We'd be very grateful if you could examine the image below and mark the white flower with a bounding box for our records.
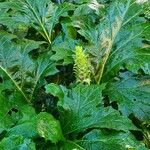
[136,0,148,4]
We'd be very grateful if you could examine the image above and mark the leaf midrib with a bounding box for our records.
[0,66,29,102]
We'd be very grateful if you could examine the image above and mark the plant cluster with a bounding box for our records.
[0,0,150,149]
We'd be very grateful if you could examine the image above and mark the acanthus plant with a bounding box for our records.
[0,0,150,149]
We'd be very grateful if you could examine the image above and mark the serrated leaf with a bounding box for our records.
[51,37,78,65]
[102,0,150,80]
[51,48,74,65]
[106,72,150,122]
[78,129,148,150]
[0,72,36,134]
[0,135,36,150]
[0,0,75,43]
[71,0,104,30]
[0,33,57,135]
[6,112,64,143]
[46,84,137,135]
[0,32,56,101]
[74,0,150,82]
[7,121,38,139]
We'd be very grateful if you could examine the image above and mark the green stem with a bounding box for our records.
[25,0,51,44]
[95,42,113,84]
[0,66,30,103]
[95,0,131,84]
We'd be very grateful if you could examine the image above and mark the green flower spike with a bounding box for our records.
[74,46,91,84]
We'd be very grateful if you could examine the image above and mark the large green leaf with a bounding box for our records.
[0,32,57,101]
[102,0,150,80]
[7,121,38,139]
[106,72,150,122]
[50,129,148,150]
[74,0,150,82]
[51,38,76,65]
[6,112,64,144]
[0,0,74,43]
[0,70,37,134]
[0,135,36,150]
[71,0,104,29]
[78,129,148,150]
[51,25,79,65]
[0,32,58,135]
[51,129,147,150]
[46,84,137,135]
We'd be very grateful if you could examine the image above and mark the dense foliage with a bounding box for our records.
[0,0,150,149]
